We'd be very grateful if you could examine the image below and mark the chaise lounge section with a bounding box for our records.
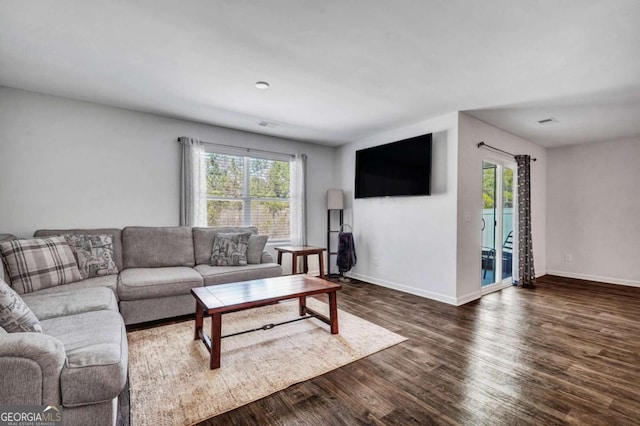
[0,286,127,426]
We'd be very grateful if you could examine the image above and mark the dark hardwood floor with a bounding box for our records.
[197,275,640,425]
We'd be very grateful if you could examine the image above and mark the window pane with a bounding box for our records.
[251,200,290,240]
[249,158,290,199]
[502,167,514,280]
[206,153,244,197]
[207,200,243,227]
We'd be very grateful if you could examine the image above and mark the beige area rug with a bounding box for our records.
[128,298,407,426]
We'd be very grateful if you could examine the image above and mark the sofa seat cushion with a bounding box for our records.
[23,287,118,321]
[118,267,203,301]
[194,263,282,286]
[41,310,127,407]
[20,275,118,298]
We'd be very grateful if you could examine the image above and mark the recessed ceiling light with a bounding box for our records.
[255,81,270,90]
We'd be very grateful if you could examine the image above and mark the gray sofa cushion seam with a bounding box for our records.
[119,280,201,290]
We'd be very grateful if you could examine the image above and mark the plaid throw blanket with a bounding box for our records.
[337,231,357,273]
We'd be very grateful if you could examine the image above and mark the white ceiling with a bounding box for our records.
[1,1,639,147]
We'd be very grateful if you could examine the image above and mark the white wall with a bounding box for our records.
[457,113,547,302]
[0,87,337,270]
[337,112,460,304]
[546,137,640,287]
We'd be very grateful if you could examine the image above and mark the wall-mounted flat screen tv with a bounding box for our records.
[355,133,432,198]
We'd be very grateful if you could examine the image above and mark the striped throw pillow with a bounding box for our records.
[0,236,82,294]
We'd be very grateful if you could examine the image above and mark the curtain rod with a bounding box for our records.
[177,138,295,158]
[477,141,537,161]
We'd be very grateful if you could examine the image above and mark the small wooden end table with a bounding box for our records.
[275,246,326,278]
[192,275,341,369]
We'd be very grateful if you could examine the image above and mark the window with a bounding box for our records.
[204,151,291,240]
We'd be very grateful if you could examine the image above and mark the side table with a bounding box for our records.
[274,246,326,279]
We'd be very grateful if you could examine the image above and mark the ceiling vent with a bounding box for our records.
[258,121,279,128]
[538,117,559,125]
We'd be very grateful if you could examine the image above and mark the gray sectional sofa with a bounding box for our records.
[0,226,283,426]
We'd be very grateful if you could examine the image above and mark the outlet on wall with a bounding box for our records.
[564,253,573,262]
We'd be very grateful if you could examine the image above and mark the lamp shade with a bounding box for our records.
[327,189,344,210]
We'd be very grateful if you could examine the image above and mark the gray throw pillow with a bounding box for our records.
[0,278,42,333]
[62,234,119,279]
[0,236,82,294]
[210,232,251,266]
[247,235,268,264]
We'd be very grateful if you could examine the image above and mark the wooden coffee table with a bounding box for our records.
[191,275,342,369]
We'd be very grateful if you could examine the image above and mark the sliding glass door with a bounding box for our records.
[481,160,515,289]
[482,162,497,286]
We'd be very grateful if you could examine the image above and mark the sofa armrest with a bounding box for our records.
[0,333,66,405]
[260,250,275,264]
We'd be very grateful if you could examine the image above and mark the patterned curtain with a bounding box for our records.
[178,137,206,227]
[515,155,535,287]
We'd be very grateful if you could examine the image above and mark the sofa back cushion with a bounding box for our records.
[247,235,269,264]
[193,227,258,265]
[34,228,124,272]
[123,226,195,268]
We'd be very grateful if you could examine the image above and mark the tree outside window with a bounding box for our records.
[205,152,290,240]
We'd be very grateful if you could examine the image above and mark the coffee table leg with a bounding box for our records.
[210,312,222,369]
[292,253,298,275]
[299,296,307,316]
[328,291,339,334]
[194,300,203,341]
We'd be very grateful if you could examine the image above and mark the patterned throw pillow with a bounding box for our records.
[210,232,251,266]
[62,234,119,279]
[0,236,82,294]
[0,278,42,333]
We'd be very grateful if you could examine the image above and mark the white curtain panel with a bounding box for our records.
[290,153,307,247]
[179,137,207,227]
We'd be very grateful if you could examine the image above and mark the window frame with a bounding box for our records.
[203,146,292,243]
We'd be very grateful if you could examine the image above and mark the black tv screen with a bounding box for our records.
[355,133,432,198]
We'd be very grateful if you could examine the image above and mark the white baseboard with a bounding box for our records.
[348,272,460,305]
[545,270,640,288]
[456,291,482,305]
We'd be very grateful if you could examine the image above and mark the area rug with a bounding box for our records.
[127,298,406,426]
